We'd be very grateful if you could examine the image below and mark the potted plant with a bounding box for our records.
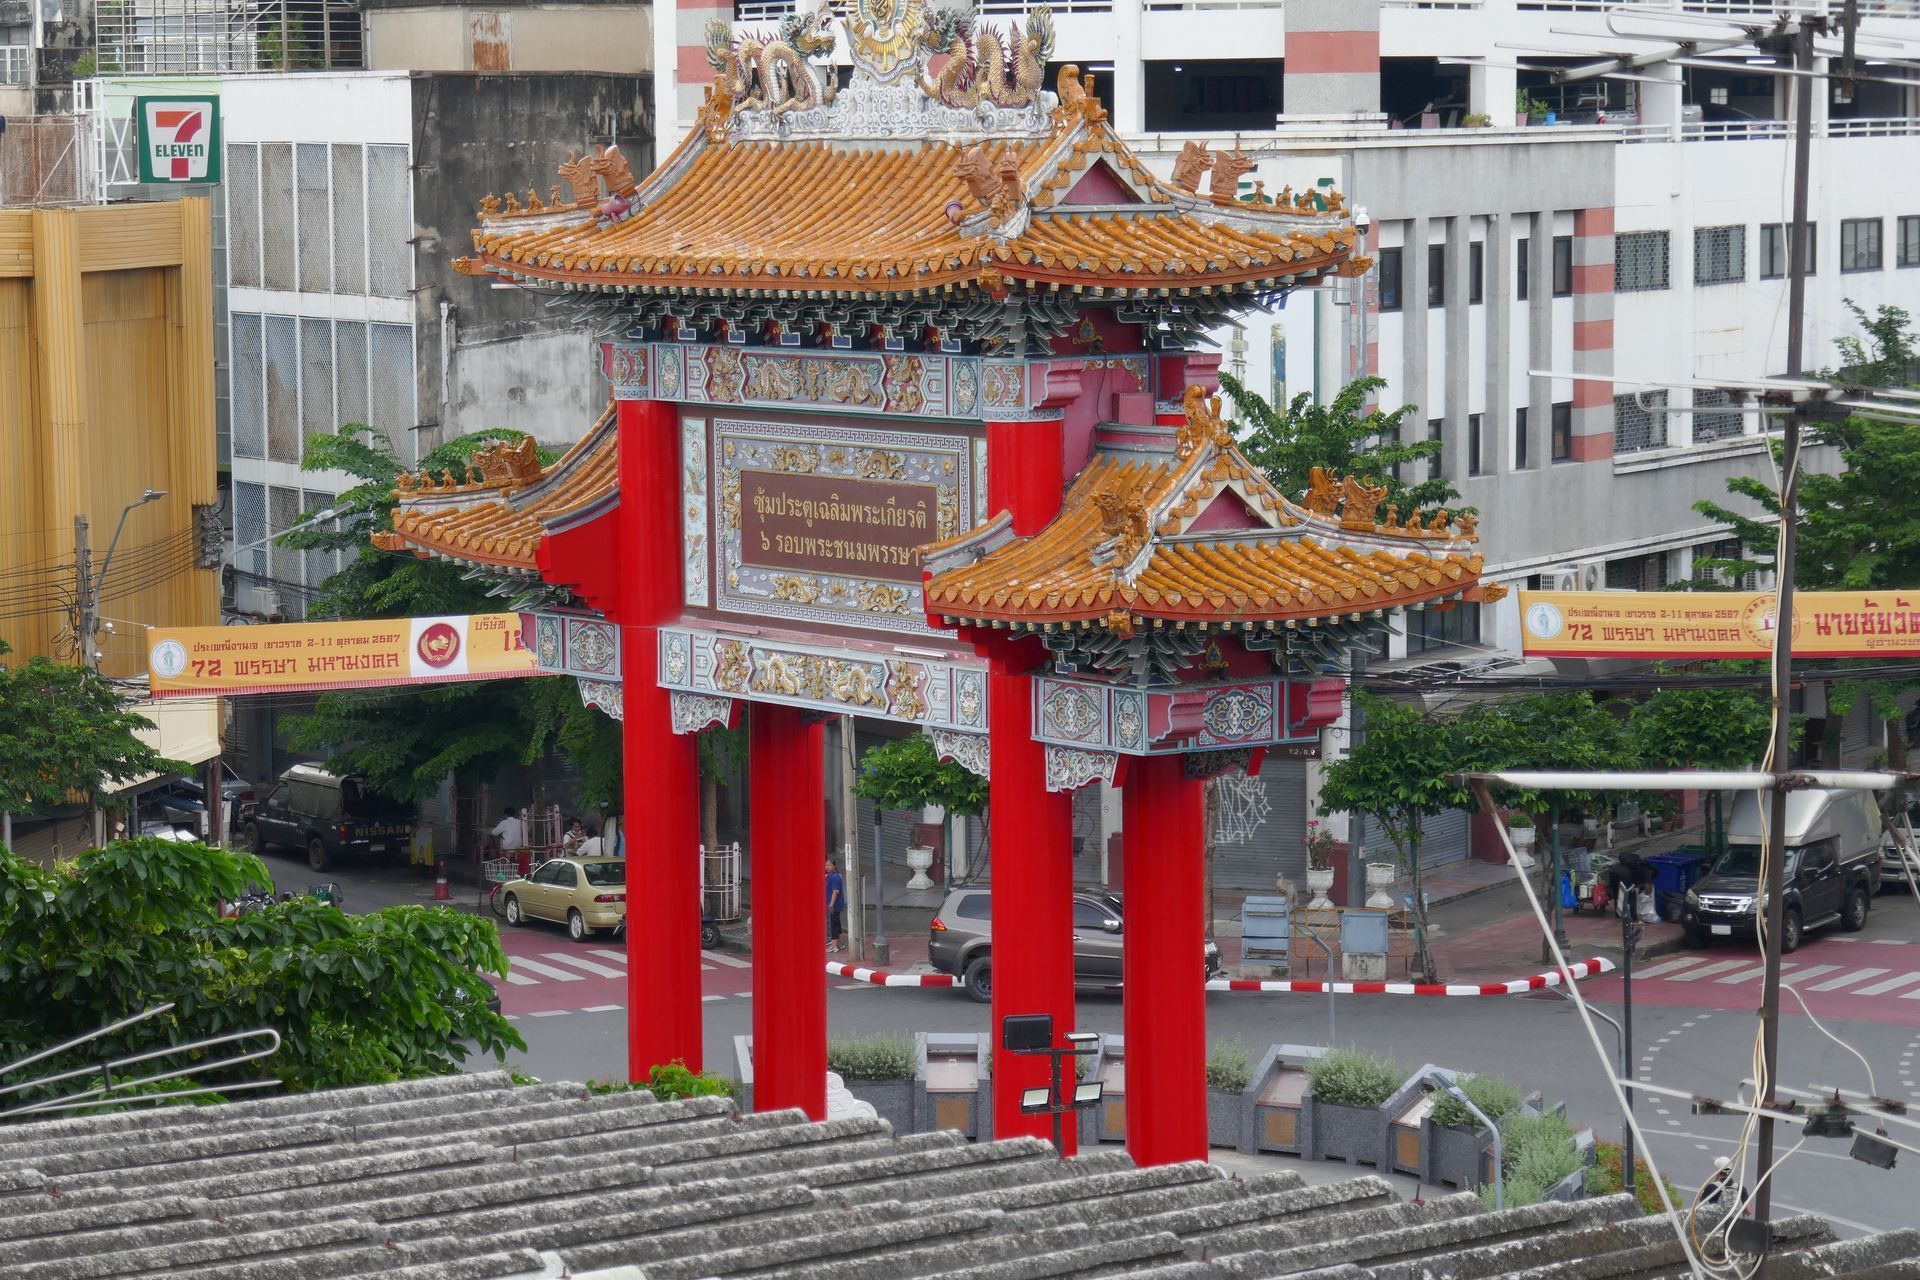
[826,1032,916,1131]
[1305,1046,1402,1166]
[1463,112,1493,128]
[1303,819,1337,908]
[1516,89,1544,127]
[1505,811,1537,867]
[1427,1072,1522,1189]
[1364,859,1397,908]
[853,734,987,890]
[1206,1038,1255,1148]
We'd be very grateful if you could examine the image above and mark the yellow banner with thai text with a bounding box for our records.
[146,614,539,697]
[1518,591,1920,659]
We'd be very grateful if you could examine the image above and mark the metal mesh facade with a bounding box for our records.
[297,143,331,292]
[1614,231,1669,292]
[227,143,261,289]
[1693,225,1745,285]
[300,316,334,443]
[335,319,369,427]
[370,322,417,462]
[1613,389,1668,453]
[263,314,300,462]
[330,144,367,295]
[1692,389,1744,443]
[234,481,267,579]
[303,491,341,601]
[365,145,412,300]
[230,312,265,460]
[268,486,305,619]
[259,142,296,291]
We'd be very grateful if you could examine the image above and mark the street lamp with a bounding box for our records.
[84,488,166,669]
[1003,1016,1104,1156]
[1423,1069,1503,1210]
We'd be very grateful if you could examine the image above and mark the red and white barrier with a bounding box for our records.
[1205,956,1615,996]
[825,956,1612,994]
[827,961,955,987]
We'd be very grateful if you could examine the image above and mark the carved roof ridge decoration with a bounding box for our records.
[376,402,621,573]
[921,385,1500,631]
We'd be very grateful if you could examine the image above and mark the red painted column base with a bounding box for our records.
[749,703,828,1120]
[1122,754,1209,1167]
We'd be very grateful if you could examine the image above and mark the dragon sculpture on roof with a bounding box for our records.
[914,4,1055,109]
[705,0,839,117]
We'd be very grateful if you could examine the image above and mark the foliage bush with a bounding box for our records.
[827,1032,916,1081]
[640,1062,735,1101]
[1307,1047,1404,1109]
[1206,1038,1254,1094]
[1430,1073,1524,1131]
[853,734,987,816]
[1481,1109,1579,1209]
[0,838,522,1105]
[1588,1142,1683,1216]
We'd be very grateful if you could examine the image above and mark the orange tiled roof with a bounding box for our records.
[457,103,1358,300]
[923,390,1494,630]
[373,404,617,571]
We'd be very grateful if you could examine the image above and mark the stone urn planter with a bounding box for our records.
[903,844,935,890]
[1507,821,1537,869]
[1364,862,1397,909]
[1305,868,1336,909]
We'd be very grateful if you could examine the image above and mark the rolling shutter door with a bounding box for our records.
[1212,759,1309,890]
[1419,808,1471,869]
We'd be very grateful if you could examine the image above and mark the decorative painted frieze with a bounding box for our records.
[1032,674,1342,755]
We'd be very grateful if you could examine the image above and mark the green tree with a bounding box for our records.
[1627,666,1772,772]
[853,733,987,816]
[0,641,184,820]
[1221,373,1459,515]
[277,425,618,805]
[0,837,522,1101]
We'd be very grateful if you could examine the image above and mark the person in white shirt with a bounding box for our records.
[492,808,525,852]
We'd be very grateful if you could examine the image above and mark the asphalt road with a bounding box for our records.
[275,846,1920,1237]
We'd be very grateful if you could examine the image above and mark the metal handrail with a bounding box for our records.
[0,1003,283,1121]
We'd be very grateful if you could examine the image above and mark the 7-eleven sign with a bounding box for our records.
[135,96,221,184]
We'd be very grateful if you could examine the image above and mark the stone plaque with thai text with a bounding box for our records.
[738,470,934,585]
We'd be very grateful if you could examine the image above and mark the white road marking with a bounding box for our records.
[1808,967,1888,992]
[1870,938,1908,945]
[590,949,630,965]
[1667,960,1750,982]
[702,994,727,1003]
[529,1009,570,1018]
[1776,964,1841,987]
[1636,957,1708,980]
[703,950,753,969]
[1856,972,1920,996]
[505,957,585,983]
[503,972,539,986]
[1714,962,1795,984]
[539,952,626,979]
[581,1004,621,1013]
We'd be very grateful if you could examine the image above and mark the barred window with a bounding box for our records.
[1407,603,1482,656]
[1614,232,1669,292]
[1842,218,1883,273]
[1694,539,1756,589]
[1606,553,1668,592]
[1900,216,1920,269]
[1761,223,1818,278]
[1692,388,1744,444]
[1614,390,1668,454]
[1694,226,1745,285]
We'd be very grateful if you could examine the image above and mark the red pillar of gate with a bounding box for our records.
[1121,753,1209,1167]
[984,414,1075,1150]
[617,398,704,1082]
[749,702,828,1120]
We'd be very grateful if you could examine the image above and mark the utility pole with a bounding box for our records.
[73,515,96,669]
[840,715,864,962]
[1753,17,1817,1252]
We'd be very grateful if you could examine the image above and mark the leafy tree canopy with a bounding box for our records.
[1626,665,1773,771]
[0,641,185,816]
[278,425,619,802]
[1221,373,1461,515]
[853,733,986,816]
[0,838,522,1102]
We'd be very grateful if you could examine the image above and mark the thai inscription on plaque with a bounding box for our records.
[739,470,934,585]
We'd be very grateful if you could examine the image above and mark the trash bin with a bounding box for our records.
[1647,849,1709,922]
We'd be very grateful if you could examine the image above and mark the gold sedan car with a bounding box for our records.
[499,856,627,941]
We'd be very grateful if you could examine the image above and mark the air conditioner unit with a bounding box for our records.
[236,583,280,617]
[1575,559,1606,591]
[1550,570,1580,592]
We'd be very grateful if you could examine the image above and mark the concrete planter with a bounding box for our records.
[1207,1088,1242,1148]
[730,1035,755,1115]
[1308,1097,1388,1167]
[1080,1034,1127,1145]
[1243,1044,1323,1155]
[1428,1122,1496,1189]
[915,1032,991,1140]
[844,1078,913,1132]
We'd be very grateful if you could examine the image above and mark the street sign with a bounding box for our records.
[135,96,221,184]
[147,614,538,697]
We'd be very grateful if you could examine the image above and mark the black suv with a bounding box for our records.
[243,764,415,871]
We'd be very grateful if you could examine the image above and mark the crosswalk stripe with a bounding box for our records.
[1636,957,1708,980]
[1809,967,1888,992]
[1855,971,1920,996]
[541,952,625,979]
[703,950,752,969]
[1714,963,1795,985]
[1900,983,1920,1001]
[503,972,538,986]
[702,994,727,1003]
[1667,960,1749,982]
[581,1004,621,1013]
[507,957,585,982]
[1779,965,1841,988]
[590,949,629,965]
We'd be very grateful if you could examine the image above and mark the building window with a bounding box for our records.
[1841,218,1883,273]
[1516,237,1530,301]
[1615,232,1670,292]
[1606,553,1668,592]
[1552,236,1573,296]
[1695,538,1756,589]
[1407,602,1483,656]
[1428,244,1446,308]
[1514,406,1529,471]
[1694,225,1746,285]
[1760,222,1817,278]
[1551,402,1572,461]
[1428,418,1444,480]
[1614,390,1669,454]
[1469,241,1485,304]
[1692,389,1744,443]
[228,310,419,469]
[1899,216,1920,269]
[1467,413,1484,475]
[1377,247,1403,312]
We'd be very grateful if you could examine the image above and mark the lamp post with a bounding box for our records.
[1425,1069,1502,1209]
[79,488,166,669]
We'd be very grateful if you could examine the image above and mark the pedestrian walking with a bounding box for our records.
[826,858,845,953]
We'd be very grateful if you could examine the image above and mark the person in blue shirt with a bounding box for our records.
[826,858,846,953]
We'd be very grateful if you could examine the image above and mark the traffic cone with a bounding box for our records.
[434,858,450,902]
